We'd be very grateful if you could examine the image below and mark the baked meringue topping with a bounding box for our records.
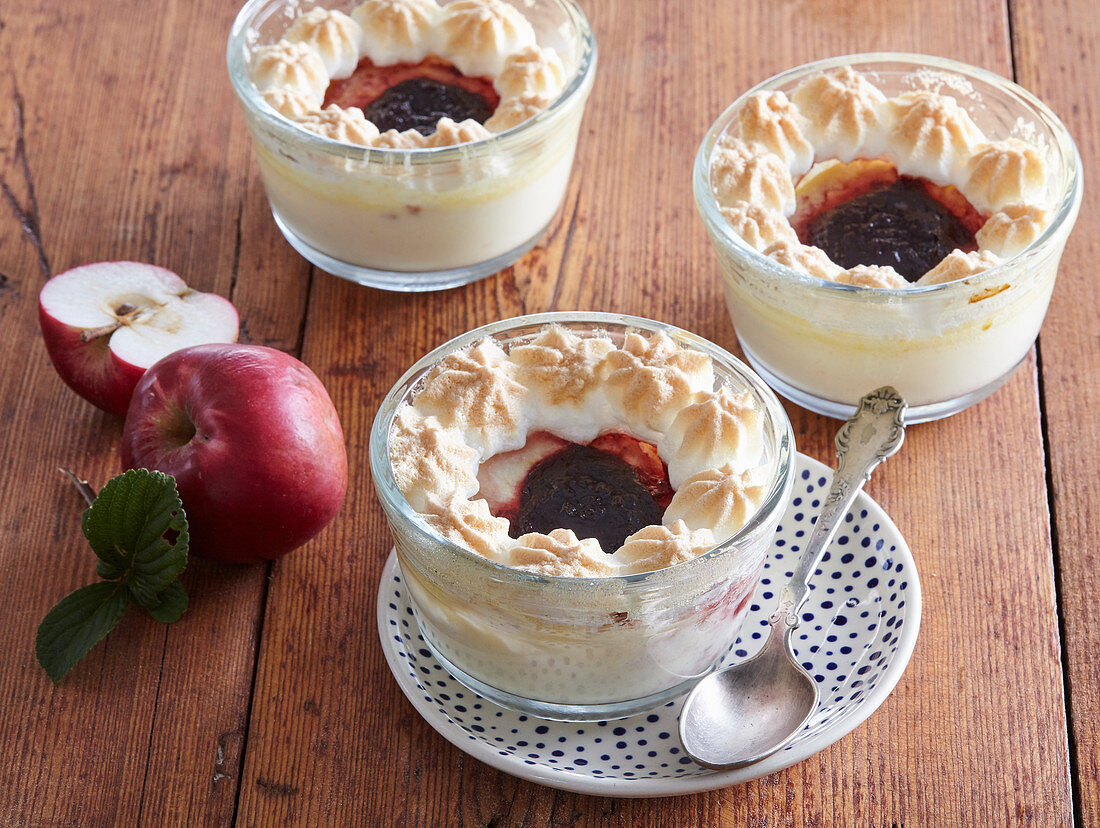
[251,0,567,146]
[389,325,771,577]
[711,66,1054,286]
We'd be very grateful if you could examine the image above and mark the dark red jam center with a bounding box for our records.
[323,55,499,135]
[493,432,673,553]
[791,163,987,283]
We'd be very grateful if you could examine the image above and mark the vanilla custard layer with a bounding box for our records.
[396,522,765,704]
[254,134,578,270]
[719,251,1058,406]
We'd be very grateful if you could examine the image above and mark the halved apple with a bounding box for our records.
[38,262,239,417]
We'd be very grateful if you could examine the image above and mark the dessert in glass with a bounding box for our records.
[227,0,596,291]
[369,313,795,720]
[694,53,1082,422]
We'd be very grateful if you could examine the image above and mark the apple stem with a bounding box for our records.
[59,468,97,507]
[78,306,148,343]
[78,322,122,342]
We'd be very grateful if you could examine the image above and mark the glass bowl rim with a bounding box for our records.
[368,311,796,587]
[226,0,597,163]
[693,51,1084,300]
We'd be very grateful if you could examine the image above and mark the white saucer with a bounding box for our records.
[376,453,921,796]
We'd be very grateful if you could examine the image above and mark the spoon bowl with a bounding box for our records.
[680,621,817,769]
[679,387,907,770]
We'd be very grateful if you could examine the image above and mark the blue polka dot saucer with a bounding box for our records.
[376,453,921,796]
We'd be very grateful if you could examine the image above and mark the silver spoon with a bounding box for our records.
[679,386,907,770]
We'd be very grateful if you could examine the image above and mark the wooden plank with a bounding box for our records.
[234,1,1072,826]
[1010,0,1100,822]
[0,1,298,825]
[0,0,1083,824]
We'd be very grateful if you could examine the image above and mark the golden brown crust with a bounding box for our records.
[738,91,814,174]
[510,529,614,577]
[615,521,714,574]
[917,249,1003,286]
[887,91,985,182]
[664,467,768,543]
[964,139,1046,214]
[284,7,361,79]
[837,264,908,289]
[791,66,889,161]
[509,325,614,406]
[295,105,380,145]
[710,137,796,214]
[762,239,844,280]
[975,203,1049,257]
[718,204,798,251]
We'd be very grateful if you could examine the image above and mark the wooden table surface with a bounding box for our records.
[2,0,1097,824]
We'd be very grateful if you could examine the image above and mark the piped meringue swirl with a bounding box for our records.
[250,0,569,147]
[389,325,775,577]
[710,65,1054,286]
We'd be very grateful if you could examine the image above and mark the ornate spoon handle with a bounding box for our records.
[773,387,907,626]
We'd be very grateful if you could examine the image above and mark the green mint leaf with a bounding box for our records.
[95,560,126,581]
[81,469,189,599]
[145,580,188,624]
[35,582,130,685]
[37,469,191,685]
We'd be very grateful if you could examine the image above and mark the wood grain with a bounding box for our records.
[1011,0,1100,822]
[0,0,1090,825]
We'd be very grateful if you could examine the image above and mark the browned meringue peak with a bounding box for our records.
[421,495,512,559]
[251,41,329,103]
[790,66,890,162]
[424,117,493,147]
[484,92,552,132]
[963,138,1047,214]
[508,324,615,406]
[888,91,985,183]
[710,137,796,215]
[661,387,763,489]
[508,529,615,577]
[763,239,845,280]
[389,406,480,512]
[663,465,768,543]
[437,0,537,78]
[837,264,908,289]
[351,0,440,66]
[372,127,430,149]
[916,249,1003,286]
[976,202,1049,257]
[718,203,798,251]
[614,521,714,574]
[601,331,715,434]
[414,338,527,455]
[284,7,362,79]
[295,105,381,145]
[262,88,317,119]
[738,91,814,176]
[495,45,566,100]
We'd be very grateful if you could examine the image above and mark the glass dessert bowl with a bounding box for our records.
[369,312,795,720]
[227,0,596,291]
[695,53,1082,422]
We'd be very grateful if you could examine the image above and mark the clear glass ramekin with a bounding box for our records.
[369,312,795,720]
[695,53,1082,422]
[227,0,596,292]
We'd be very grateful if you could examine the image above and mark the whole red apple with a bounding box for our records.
[121,343,347,563]
[39,262,239,417]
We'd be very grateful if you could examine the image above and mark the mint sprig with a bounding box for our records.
[35,469,189,684]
